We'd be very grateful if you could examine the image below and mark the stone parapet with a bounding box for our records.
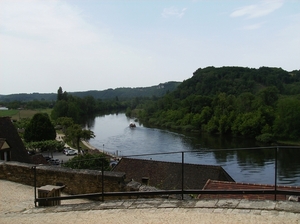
[0,161,126,196]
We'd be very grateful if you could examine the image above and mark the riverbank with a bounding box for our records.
[56,133,117,157]
[81,139,120,160]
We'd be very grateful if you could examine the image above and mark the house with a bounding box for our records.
[0,117,31,163]
[112,157,234,190]
[0,138,11,161]
[197,179,300,201]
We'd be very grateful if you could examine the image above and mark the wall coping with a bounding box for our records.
[0,161,126,179]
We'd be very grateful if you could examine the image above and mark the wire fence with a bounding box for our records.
[33,146,300,206]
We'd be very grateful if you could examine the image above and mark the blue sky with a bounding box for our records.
[1,0,299,94]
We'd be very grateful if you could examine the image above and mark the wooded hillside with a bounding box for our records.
[136,66,300,142]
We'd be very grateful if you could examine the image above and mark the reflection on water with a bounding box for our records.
[86,113,300,186]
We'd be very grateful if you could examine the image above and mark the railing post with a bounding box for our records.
[32,166,37,207]
[274,147,278,201]
[102,158,104,202]
[181,151,184,200]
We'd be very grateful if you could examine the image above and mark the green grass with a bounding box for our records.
[0,109,52,121]
[0,109,19,117]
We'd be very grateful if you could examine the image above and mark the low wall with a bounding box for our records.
[0,161,126,196]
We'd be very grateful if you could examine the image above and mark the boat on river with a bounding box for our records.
[129,122,136,128]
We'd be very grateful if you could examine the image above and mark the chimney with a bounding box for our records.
[141,177,149,185]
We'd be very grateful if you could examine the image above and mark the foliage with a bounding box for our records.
[24,113,56,142]
[51,87,129,123]
[63,153,110,171]
[135,66,300,142]
[0,82,180,102]
[65,124,95,150]
[0,99,54,110]
[3,66,300,143]
[25,140,65,152]
[14,118,31,129]
[255,133,274,143]
[273,98,300,139]
[55,117,74,132]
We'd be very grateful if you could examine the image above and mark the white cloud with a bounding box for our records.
[0,0,102,45]
[230,0,284,19]
[0,0,152,94]
[0,0,299,94]
[242,22,265,30]
[161,6,187,18]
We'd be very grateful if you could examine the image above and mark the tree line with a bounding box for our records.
[7,66,300,145]
[133,66,300,143]
[50,87,128,123]
[0,82,180,102]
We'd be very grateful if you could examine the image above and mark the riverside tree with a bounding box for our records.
[63,153,110,171]
[24,113,56,142]
[65,124,95,150]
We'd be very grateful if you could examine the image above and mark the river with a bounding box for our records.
[85,113,300,186]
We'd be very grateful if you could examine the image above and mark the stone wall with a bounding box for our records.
[0,161,126,196]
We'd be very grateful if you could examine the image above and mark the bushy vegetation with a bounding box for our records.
[25,140,65,152]
[24,113,56,142]
[135,66,300,142]
[55,116,95,150]
[63,153,110,171]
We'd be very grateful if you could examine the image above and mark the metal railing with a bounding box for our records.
[33,146,300,206]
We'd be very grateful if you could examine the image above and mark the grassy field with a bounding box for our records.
[0,109,52,121]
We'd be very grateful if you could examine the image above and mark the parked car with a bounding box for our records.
[43,156,51,161]
[66,149,78,156]
[63,148,70,154]
[49,158,60,165]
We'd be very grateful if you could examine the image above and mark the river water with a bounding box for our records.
[86,113,300,186]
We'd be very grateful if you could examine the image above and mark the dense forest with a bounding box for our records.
[133,66,300,142]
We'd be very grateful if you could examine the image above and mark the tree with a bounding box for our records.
[231,111,265,137]
[57,86,63,101]
[25,140,64,153]
[57,86,68,101]
[24,113,56,142]
[65,124,95,150]
[63,153,110,171]
[55,117,74,133]
[273,98,300,139]
[255,86,279,107]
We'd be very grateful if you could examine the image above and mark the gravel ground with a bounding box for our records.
[1,179,300,224]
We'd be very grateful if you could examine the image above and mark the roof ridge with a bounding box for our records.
[121,157,223,168]
[209,180,300,188]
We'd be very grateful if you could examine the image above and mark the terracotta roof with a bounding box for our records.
[112,157,234,190]
[198,179,300,201]
[0,117,31,163]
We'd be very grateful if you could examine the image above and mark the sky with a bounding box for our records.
[0,0,299,95]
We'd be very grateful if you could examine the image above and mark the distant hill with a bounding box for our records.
[0,92,57,102]
[138,66,300,140]
[172,66,300,98]
[0,81,181,102]
[71,82,181,99]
